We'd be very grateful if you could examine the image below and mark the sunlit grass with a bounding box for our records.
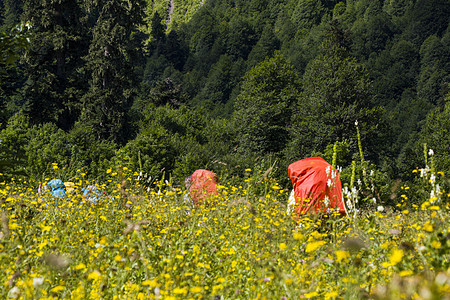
[0,167,448,299]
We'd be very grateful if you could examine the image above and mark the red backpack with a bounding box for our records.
[288,157,346,216]
[189,169,218,207]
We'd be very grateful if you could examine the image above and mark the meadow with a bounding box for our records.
[0,165,448,300]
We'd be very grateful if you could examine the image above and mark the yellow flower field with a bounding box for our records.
[0,168,448,299]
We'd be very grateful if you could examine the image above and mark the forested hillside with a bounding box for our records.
[0,0,449,200]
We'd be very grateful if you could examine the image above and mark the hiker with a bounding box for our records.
[81,185,102,204]
[185,169,219,208]
[39,179,66,205]
[287,157,347,217]
[43,179,66,198]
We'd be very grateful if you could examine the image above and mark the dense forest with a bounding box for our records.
[0,0,449,203]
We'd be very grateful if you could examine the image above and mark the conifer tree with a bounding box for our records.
[21,0,88,129]
[1,0,23,31]
[80,0,145,143]
[0,21,30,124]
[247,23,280,68]
[148,11,166,55]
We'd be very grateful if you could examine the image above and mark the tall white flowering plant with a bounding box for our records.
[341,120,386,219]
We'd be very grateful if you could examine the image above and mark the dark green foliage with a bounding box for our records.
[366,37,423,177]
[0,111,118,180]
[402,0,450,45]
[146,77,185,108]
[225,15,257,60]
[350,5,396,59]
[141,55,171,88]
[193,54,243,116]
[0,22,30,67]
[148,11,166,55]
[247,23,280,68]
[419,87,450,173]
[0,22,31,123]
[0,65,26,124]
[321,140,352,169]
[163,30,188,71]
[392,93,433,179]
[383,0,414,18]
[0,0,448,197]
[370,39,420,108]
[125,104,235,182]
[290,0,325,30]
[25,122,71,178]
[184,5,220,68]
[66,123,117,179]
[234,52,300,156]
[123,125,177,181]
[288,22,384,162]
[417,34,450,106]
[0,111,29,178]
[21,0,89,130]
[0,0,23,31]
[80,0,145,144]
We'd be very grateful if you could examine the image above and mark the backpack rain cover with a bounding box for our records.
[288,157,346,216]
[189,169,218,206]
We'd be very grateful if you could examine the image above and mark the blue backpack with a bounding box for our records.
[82,185,101,204]
[47,179,66,198]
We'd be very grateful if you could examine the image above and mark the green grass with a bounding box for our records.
[0,167,448,299]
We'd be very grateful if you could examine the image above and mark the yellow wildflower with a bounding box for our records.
[325,291,338,299]
[142,279,159,288]
[74,263,86,270]
[431,241,441,249]
[423,222,434,232]
[399,270,413,277]
[335,250,350,263]
[87,271,102,281]
[191,286,203,293]
[50,285,65,293]
[172,287,187,295]
[304,291,319,298]
[305,241,326,253]
[389,249,403,266]
[293,232,304,241]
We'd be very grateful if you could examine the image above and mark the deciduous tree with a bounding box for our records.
[234,51,299,155]
[289,21,384,162]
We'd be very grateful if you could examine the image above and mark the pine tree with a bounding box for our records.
[148,11,166,55]
[0,21,31,121]
[247,23,280,68]
[1,0,23,31]
[21,0,89,129]
[417,34,450,106]
[80,0,145,143]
